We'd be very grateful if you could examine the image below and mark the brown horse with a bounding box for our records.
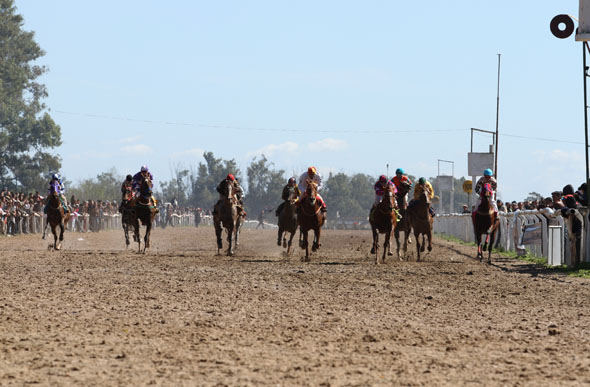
[369,184,397,264]
[121,188,138,249]
[277,188,298,256]
[407,189,433,261]
[472,183,499,263]
[394,181,412,259]
[214,181,240,256]
[46,182,71,250]
[133,176,157,253]
[297,180,325,262]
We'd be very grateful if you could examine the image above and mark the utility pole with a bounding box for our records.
[494,54,501,183]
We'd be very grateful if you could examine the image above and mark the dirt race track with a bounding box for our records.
[1,227,590,386]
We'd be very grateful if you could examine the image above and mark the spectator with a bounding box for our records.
[461,204,470,214]
[575,183,587,206]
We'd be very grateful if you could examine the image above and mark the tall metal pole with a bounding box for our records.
[584,43,590,204]
[494,54,501,183]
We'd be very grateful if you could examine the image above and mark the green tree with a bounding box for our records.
[246,155,285,214]
[323,172,375,219]
[68,167,122,201]
[160,165,192,206]
[0,0,62,191]
[190,152,241,210]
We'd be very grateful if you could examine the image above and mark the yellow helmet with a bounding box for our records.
[308,166,317,175]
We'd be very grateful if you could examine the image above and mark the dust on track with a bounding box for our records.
[1,227,589,386]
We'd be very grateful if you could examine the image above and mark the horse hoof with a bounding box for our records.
[283,240,287,248]
[370,247,375,254]
[387,251,393,256]
[277,240,281,246]
[427,246,432,252]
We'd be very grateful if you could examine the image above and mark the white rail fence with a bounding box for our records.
[433,208,589,267]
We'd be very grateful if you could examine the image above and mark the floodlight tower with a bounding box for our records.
[551,2,590,204]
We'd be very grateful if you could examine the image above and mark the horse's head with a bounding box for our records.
[419,188,431,205]
[225,181,235,201]
[139,176,153,197]
[305,180,318,203]
[480,183,493,199]
[49,181,60,197]
[381,184,395,209]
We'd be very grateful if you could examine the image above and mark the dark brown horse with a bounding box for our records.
[407,189,433,261]
[472,183,499,263]
[369,184,397,264]
[394,181,412,259]
[297,180,325,262]
[277,188,298,256]
[46,182,71,250]
[133,176,157,253]
[214,181,240,256]
[121,188,138,249]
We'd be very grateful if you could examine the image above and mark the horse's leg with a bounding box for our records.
[143,220,152,253]
[277,227,283,247]
[427,230,432,253]
[227,226,234,256]
[301,229,310,262]
[475,232,483,261]
[387,229,394,256]
[382,230,391,264]
[312,224,321,252]
[51,224,58,250]
[287,230,296,256]
[123,223,130,248]
[214,220,223,255]
[370,226,377,255]
[372,229,379,264]
[395,230,401,259]
[134,217,141,252]
[414,230,421,261]
[420,234,425,252]
[42,216,48,240]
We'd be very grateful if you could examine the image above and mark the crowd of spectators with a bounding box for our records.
[460,183,588,214]
[0,188,210,237]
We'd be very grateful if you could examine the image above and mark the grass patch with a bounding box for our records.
[435,233,590,278]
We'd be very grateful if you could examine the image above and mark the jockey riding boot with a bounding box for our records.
[429,207,435,217]
[320,201,327,213]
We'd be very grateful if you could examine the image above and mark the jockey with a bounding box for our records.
[373,175,397,207]
[118,174,134,213]
[298,166,326,212]
[214,173,244,215]
[391,168,412,205]
[45,173,69,213]
[132,165,158,208]
[275,177,301,217]
[474,168,498,214]
[409,177,435,217]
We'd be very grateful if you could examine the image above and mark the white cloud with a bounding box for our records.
[247,141,299,157]
[119,135,142,144]
[307,138,348,152]
[120,144,152,155]
[170,148,205,159]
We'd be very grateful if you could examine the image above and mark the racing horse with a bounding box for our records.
[120,186,138,249]
[407,189,433,261]
[472,183,499,263]
[133,176,157,253]
[369,184,397,264]
[45,181,71,250]
[297,180,325,262]
[394,180,412,259]
[277,188,298,256]
[213,181,240,256]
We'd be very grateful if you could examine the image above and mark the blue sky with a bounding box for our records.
[16,1,587,201]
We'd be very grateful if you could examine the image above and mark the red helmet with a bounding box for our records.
[227,174,235,181]
[379,175,387,183]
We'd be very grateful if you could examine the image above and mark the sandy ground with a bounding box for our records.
[1,226,590,386]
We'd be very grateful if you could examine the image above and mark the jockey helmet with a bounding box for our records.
[483,168,493,177]
[227,173,235,181]
[379,175,387,183]
[308,166,317,175]
[288,177,296,185]
[395,168,404,175]
[419,177,426,184]
[126,174,133,181]
[140,165,148,172]
[52,173,60,180]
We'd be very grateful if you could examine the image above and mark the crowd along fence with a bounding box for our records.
[433,208,589,267]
